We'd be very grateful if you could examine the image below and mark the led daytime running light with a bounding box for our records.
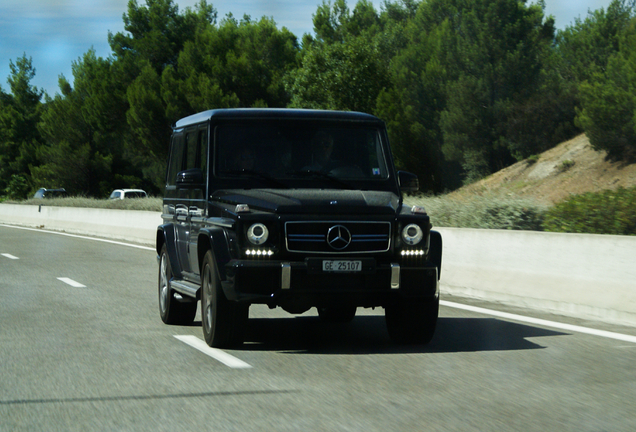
[245,249,274,256]
[401,250,425,256]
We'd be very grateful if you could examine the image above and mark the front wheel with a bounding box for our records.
[385,297,439,345]
[158,245,196,325]
[201,251,248,348]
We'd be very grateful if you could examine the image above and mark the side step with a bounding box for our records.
[170,279,200,299]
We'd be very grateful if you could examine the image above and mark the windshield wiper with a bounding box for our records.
[223,170,288,188]
[286,169,353,189]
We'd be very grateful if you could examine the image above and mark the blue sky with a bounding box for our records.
[0,0,614,96]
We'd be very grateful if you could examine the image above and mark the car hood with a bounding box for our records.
[212,189,401,215]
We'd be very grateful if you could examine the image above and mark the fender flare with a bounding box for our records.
[197,227,233,281]
[156,224,183,279]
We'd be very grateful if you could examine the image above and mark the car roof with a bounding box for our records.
[113,189,146,193]
[173,108,383,129]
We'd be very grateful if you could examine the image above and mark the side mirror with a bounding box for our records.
[176,168,204,188]
[398,171,419,193]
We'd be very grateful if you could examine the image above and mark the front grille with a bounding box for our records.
[285,221,391,254]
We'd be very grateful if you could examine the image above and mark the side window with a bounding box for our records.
[198,128,208,183]
[167,133,185,186]
[185,131,197,170]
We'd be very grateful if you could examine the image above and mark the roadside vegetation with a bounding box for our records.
[8,197,163,212]
[406,186,636,236]
[543,186,636,235]
[405,193,548,231]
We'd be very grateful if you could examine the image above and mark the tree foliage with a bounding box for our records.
[573,1,636,160]
[0,55,44,198]
[2,0,636,199]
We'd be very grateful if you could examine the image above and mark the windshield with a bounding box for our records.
[214,120,390,182]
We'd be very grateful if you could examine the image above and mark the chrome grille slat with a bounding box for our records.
[285,221,391,254]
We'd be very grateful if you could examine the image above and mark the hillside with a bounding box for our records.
[449,134,636,204]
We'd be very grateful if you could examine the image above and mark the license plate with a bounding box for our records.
[322,260,362,272]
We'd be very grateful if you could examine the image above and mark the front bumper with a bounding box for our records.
[222,258,439,308]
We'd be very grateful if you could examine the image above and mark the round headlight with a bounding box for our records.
[247,223,269,245]
[402,223,423,245]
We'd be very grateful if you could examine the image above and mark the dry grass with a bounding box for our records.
[12,196,163,212]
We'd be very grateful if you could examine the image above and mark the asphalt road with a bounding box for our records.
[2,224,636,431]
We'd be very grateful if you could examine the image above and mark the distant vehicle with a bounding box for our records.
[33,188,67,199]
[109,189,148,199]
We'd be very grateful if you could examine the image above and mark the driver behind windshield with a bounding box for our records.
[304,131,335,171]
[233,146,256,171]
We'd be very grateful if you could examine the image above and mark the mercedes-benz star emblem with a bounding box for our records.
[327,225,352,250]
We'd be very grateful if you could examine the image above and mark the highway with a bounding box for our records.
[1,224,636,431]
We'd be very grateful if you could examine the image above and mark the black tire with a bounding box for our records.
[158,245,197,325]
[385,297,439,345]
[317,306,357,323]
[201,250,248,348]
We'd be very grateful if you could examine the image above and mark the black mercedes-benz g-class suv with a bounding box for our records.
[157,109,442,347]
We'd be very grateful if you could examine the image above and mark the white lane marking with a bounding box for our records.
[0,224,154,251]
[1,253,19,260]
[174,335,252,369]
[57,277,86,288]
[441,300,636,344]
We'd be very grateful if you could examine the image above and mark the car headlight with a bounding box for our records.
[402,223,423,245]
[247,223,269,245]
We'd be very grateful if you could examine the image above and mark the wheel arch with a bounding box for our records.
[156,224,183,279]
[198,227,233,281]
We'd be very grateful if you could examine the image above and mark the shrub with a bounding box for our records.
[558,159,575,172]
[405,193,547,231]
[542,186,636,235]
[526,154,540,165]
[4,175,31,200]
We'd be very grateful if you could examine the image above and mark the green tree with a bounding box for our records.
[311,0,381,44]
[549,0,636,161]
[34,51,136,196]
[166,14,297,113]
[554,0,635,86]
[287,0,389,113]
[287,35,389,113]
[0,55,44,198]
[575,16,636,160]
[108,0,216,76]
[379,0,555,188]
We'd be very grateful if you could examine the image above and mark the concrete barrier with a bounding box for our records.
[437,227,636,326]
[1,204,635,326]
[0,204,161,247]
